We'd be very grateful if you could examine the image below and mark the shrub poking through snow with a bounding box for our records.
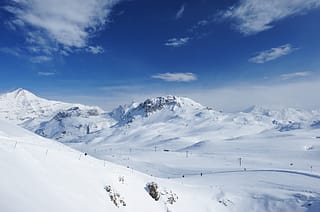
[118,176,125,184]
[161,189,178,205]
[104,185,126,207]
[146,182,160,201]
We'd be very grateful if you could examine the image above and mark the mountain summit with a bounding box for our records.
[0,88,101,124]
[1,89,320,148]
[110,95,208,125]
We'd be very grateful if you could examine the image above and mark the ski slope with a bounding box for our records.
[1,120,320,211]
[0,119,213,212]
[1,89,320,211]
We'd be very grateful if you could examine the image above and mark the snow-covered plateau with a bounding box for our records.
[0,88,320,212]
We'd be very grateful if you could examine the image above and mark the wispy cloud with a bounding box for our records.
[152,72,197,82]
[30,56,52,63]
[249,44,297,64]
[38,71,56,76]
[219,0,320,35]
[86,46,104,54]
[175,4,185,20]
[165,37,190,47]
[0,47,22,57]
[189,18,212,32]
[100,85,141,91]
[280,71,311,80]
[4,0,120,57]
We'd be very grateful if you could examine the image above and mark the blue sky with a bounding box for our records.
[0,0,320,111]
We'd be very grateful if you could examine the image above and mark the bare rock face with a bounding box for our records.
[146,182,160,201]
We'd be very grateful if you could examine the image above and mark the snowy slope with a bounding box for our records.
[0,119,215,212]
[27,106,115,143]
[1,118,320,211]
[1,90,320,211]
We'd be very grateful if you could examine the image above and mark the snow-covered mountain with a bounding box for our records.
[110,95,219,126]
[1,89,320,149]
[1,89,320,212]
[30,106,115,143]
[0,88,103,124]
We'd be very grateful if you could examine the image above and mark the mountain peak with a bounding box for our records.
[0,88,69,123]
[6,88,38,100]
[110,95,206,125]
[141,95,204,111]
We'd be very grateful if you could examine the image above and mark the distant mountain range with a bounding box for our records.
[1,88,320,151]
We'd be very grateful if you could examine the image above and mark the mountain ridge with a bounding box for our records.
[0,88,103,124]
[1,88,320,148]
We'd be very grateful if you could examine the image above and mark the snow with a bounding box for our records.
[1,89,320,211]
[0,120,204,212]
[0,88,103,125]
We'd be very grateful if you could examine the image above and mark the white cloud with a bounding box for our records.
[86,46,104,54]
[4,0,120,55]
[165,37,190,47]
[4,19,25,31]
[175,4,185,20]
[38,71,56,76]
[30,55,52,63]
[249,44,297,64]
[280,71,311,80]
[220,0,320,35]
[152,72,197,82]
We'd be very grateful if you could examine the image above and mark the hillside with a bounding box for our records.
[0,88,103,124]
[1,116,320,211]
[0,89,320,212]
